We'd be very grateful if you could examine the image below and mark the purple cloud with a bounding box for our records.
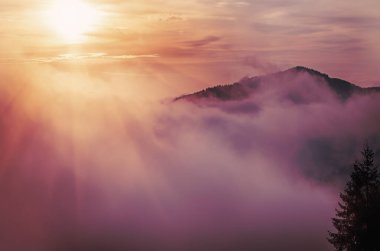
[0,65,379,250]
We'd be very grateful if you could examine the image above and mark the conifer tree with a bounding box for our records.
[328,145,380,251]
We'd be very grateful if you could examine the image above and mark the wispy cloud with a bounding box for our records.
[0,53,160,64]
[183,36,221,48]
[1,0,380,83]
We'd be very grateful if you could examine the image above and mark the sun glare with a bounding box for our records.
[46,0,102,43]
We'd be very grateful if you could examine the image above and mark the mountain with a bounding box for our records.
[175,66,380,102]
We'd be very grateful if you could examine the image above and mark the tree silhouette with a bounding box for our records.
[328,144,380,251]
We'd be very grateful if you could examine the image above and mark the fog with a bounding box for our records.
[0,63,379,250]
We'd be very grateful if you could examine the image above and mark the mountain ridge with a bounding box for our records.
[175,66,380,102]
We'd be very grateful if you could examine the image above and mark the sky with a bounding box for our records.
[1,0,380,90]
[0,1,380,251]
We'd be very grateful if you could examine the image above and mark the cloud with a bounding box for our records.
[159,15,185,22]
[318,15,380,29]
[1,0,380,86]
[0,53,160,64]
[253,22,327,35]
[184,36,221,48]
[106,54,159,60]
[0,64,379,250]
[242,55,280,73]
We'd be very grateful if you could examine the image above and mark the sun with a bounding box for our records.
[46,0,102,43]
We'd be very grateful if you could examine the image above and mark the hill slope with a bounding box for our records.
[175,66,380,102]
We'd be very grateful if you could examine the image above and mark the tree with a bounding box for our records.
[328,144,380,251]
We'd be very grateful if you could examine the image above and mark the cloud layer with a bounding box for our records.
[0,64,379,251]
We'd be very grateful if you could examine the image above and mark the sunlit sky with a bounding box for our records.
[1,0,380,87]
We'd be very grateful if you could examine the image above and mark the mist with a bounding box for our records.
[0,63,379,251]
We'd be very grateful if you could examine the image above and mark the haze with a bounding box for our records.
[0,1,380,251]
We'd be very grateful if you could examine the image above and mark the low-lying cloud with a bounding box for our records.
[0,64,379,251]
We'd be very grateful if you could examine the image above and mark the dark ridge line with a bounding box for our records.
[175,66,380,102]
